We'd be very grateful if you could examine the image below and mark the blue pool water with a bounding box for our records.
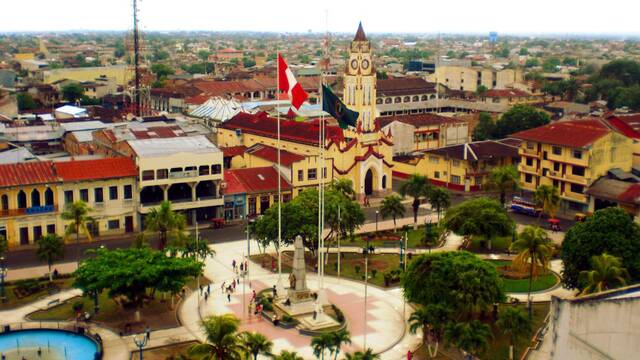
[0,329,99,360]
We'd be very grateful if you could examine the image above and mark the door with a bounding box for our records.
[125,216,134,233]
[364,169,374,196]
[19,227,29,245]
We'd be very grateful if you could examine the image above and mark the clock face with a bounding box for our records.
[351,59,359,71]
[362,59,370,70]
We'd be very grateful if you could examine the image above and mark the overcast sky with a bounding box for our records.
[1,0,638,35]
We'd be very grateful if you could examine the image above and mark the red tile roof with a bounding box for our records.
[220,146,247,158]
[224,167,291,195]
[0,162,57,187]
[130,126,185,139]
[606,115,640,139]
[245,144,305,167]
[484,89,531,98]
[54,157,137,181]
[221,112,344,146]
[511,120,610,148]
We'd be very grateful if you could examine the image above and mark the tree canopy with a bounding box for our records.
[61,83,85,103]
[74,247,203,307]
[561,207,640,289]
[491,105,550,139]
[443,197,514,249]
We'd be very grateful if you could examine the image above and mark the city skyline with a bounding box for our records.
[1,0,639,35]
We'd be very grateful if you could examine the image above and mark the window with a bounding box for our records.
[429,156,439,164]
[94,188,104,203]
[156,169,168,179]
[525,174,533,183]
[573,149,582,159]
[17,190,27,209]
[552,146,562,155]
[108,219,120,230]
[80,189,89,202]
[33,226,42,241]
[298,170,304,181]
[142,170,155,181]
[199,165,210,176]
[185,166,197,173]
[526,142,534,150]
[64,190,74,204]
[211,164,222,175]
[434,171,440,179]
[553,162,560,172]
[572,166,585,177]
[570,184,584,194]
[308,169,317,180]
[46,224,56,234]
[451,175,461,184]
[109,186,118,200]
[526,157,533,166]
[124,185,133,199]
[453,160,461,167]
[31,189,41,207]
[323,167,327,179]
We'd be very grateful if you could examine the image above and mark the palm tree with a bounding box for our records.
[486,166,519,207]
[145,200,187,250]
[188,314,243,360]
[61,200,92,263]
[428,187,451,221]
[496,307,531,360]
[533,185,560,221]
[311,333,334,360]
[409,304,451,358]
[579,253,630,295]
[36,234,64,282]
[510,225,553,318]
[330,178,356,199]
[273,350,304,360]
[331,329,351,360]
[444,320,492,360]
[380,194,405,231]
[399,174,431,227]
[240,331,273,360]
[344,348,380,360]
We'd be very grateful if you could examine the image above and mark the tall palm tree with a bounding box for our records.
[344,348,380,360]
[61,200,92,263]
[579,253,630,295]
[240,331,273,360]
[486,165,519,207]
[399,174,431,227]
[510,225,553,318]
[330,178,356,199]
[496,307,531,360]
[428,187,451,221]
[311,333,334,360]
[380,194,405,232]
[533,185,560,221]
[145,200,187,250]
[409,304,451,358]
[188,314,243,360]
[444,320,492,360]
[273,350,304,360]
[36,234,64,282]
[331,329,351,360]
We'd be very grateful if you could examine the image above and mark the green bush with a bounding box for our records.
[72,301,84,313]
[355,265,361,274]
[14,279,41,296]
[262,301,273,312]
[371,269,378,278]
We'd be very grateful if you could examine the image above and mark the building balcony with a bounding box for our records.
[518,164,539,175]
[561,191,587,204]
[519,148,540,157]
[169,170,199,179]
[139,196,224,214]
[564,173,588,186]
[0,205,57,218]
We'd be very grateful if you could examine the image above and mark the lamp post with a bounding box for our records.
[375,210,379,232]
[0,256,7,303]
[362,244,375,350]
[133,333,148,360]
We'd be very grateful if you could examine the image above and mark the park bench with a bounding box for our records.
[45,298,60,309]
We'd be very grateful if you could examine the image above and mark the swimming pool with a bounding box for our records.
[0,329,100,360]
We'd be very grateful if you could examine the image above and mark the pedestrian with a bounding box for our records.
[204,291,209,302]
[272,284,277,297]
[227,293,231,302]
[244,260,248,272]
[221,281,225,293]
[232,259,237,272]
[236,277,240,285]
[199,284,203,295]
[145,325,151,340]
[407,350,413,360]
[232,280,236,291]
[252,289,256,301]
[240,263,244,273]
[207,284,210,294]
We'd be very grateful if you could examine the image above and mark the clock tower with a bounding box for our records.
[343,22,377,133]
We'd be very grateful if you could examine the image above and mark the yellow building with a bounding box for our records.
[513,120,633,213]
[393,139,520,192]
[217,23,394,199]
[428,65,523,92]
[43,65,132,86]
[0,162,59,248]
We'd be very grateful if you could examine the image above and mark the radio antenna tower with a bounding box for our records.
[132,0,141,116]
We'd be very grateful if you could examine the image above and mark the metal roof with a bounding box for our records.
[127,135,220,158]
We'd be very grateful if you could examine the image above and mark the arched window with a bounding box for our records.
[412,96,419,102]
[17,190,27,209]
[421,95,428,101]
[1,194,8,210]
[430,94,436,100]
[382,175,387,189]
[376,98,382,104]
[31,189,41,207]
[394,97,401,103]
[385,98,392,104]
[403,96,411,102]
[45,188,54,206]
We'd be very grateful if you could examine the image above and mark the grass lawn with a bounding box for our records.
[29,276,210,334]
[468,235,513,252]
[251,251,402,287]
[132,341,198,360]
[414,303,550,360]
[0,277,75,310]
[487,260,559,293]
[342,225,440,249]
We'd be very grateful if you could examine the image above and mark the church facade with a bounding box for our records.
[217,23,393,199]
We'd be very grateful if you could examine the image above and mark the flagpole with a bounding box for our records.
[276,47,283,297]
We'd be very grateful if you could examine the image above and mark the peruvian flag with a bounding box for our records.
[278,54,308,110]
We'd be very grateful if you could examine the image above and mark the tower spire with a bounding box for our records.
[354,22,367,42]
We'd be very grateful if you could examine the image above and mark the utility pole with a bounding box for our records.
[132,0,141,117]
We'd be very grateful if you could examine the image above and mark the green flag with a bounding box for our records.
[322,84,359,129]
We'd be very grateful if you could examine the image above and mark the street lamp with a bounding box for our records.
[362,244,375,350]
[0,256,7,303]
[133,334,148,360]
[375,210,379,232]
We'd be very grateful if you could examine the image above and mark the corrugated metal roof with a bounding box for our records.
[128,135,220,157]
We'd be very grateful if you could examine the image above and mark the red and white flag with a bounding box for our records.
[278,54,308,110]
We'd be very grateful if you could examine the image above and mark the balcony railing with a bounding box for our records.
[0,205,57,218]
[168,170,198,179]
